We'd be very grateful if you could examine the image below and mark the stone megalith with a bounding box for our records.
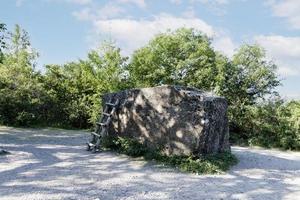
[102,85,230,156]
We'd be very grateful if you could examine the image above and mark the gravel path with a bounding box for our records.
[0,126,299,200]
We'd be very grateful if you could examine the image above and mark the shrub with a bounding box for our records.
[101,136,238,174]
[230,99,300,150]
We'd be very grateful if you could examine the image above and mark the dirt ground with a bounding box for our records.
[0,126,299,200]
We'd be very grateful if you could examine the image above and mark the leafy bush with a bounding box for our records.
[102,136,147,157]
[0,25,45,126]
[101,136,238,174]
[0,23,299,151]
[0,25,128,128]
[230,99,300,150]
[128,28,295,150]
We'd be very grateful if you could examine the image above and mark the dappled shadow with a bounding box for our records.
[0,127,85,146]
[1,127,300,199]
[104,86,229,156]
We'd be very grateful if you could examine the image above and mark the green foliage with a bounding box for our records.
[101,136,238,174]
[287,101,300,133]
[129,28,217,89]
[230,99,300,150]
[128,28,287,149]
[101,136,147,157]
[41,43,128,128]
[0,25,128,128]
[221,45,280,137]
[0,24,44,126]
[0,22,7,62]
[215,45,280,105]
[129,29,279,106]
[0,24,298,151]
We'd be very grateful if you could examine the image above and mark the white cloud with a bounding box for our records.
[169,0,182,5]
[45,0,92,5]
[73,2,125,21]
[255,35,300,76]
[66,0,92,5]
[172,0,229,6]
[268,0,300,29]
[190,0,229,15]
[72,8,94,21]
[16,0,25,7]
[117,0,146,8]
[213,36,236,57]
[193,0,228,5]
[96,3,125,19]
[71,0,236,60]
[69,0,238,61]
[69,0,235,56]
[282,93,300,100]
[92,14,215,54]
[182,6,196,18]
[255,35,300,58]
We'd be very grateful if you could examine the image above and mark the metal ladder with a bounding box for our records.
[86,98,119,153]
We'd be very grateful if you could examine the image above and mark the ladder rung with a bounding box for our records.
[91,132,100,137]
[87,142,95,147]
[96,122,108,126]
[103,112,111,116]
[106,102,117,106]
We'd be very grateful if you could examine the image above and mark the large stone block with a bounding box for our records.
[103,85,230,156]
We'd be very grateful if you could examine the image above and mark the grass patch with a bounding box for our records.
[101,136,238,174]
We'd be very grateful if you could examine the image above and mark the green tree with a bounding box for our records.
[0,24,43,126]
[0,22,7,63]
[86,42,129,92]
[129,28,217,89]
[129,29,280,105]
[236,99,300,150]
[218,45,280,135]
[287,101,300,132]
[128,29,281,141]
[43,42,128,128]
[0,24,297,150]
[231,44,280,103]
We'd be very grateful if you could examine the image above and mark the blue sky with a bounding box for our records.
[1,0,300,99]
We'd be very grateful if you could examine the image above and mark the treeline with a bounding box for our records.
[0,24,299,150]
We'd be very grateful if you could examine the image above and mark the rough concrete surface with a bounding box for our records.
[103,85,230,155]
[0,126,299,200]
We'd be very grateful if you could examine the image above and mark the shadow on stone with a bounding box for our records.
[103,85,230,156]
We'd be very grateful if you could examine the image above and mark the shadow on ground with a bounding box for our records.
[0,126,299,200]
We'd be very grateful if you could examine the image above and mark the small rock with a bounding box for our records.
[0,149,10,155]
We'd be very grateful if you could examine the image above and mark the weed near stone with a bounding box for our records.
[101,136,238,174]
